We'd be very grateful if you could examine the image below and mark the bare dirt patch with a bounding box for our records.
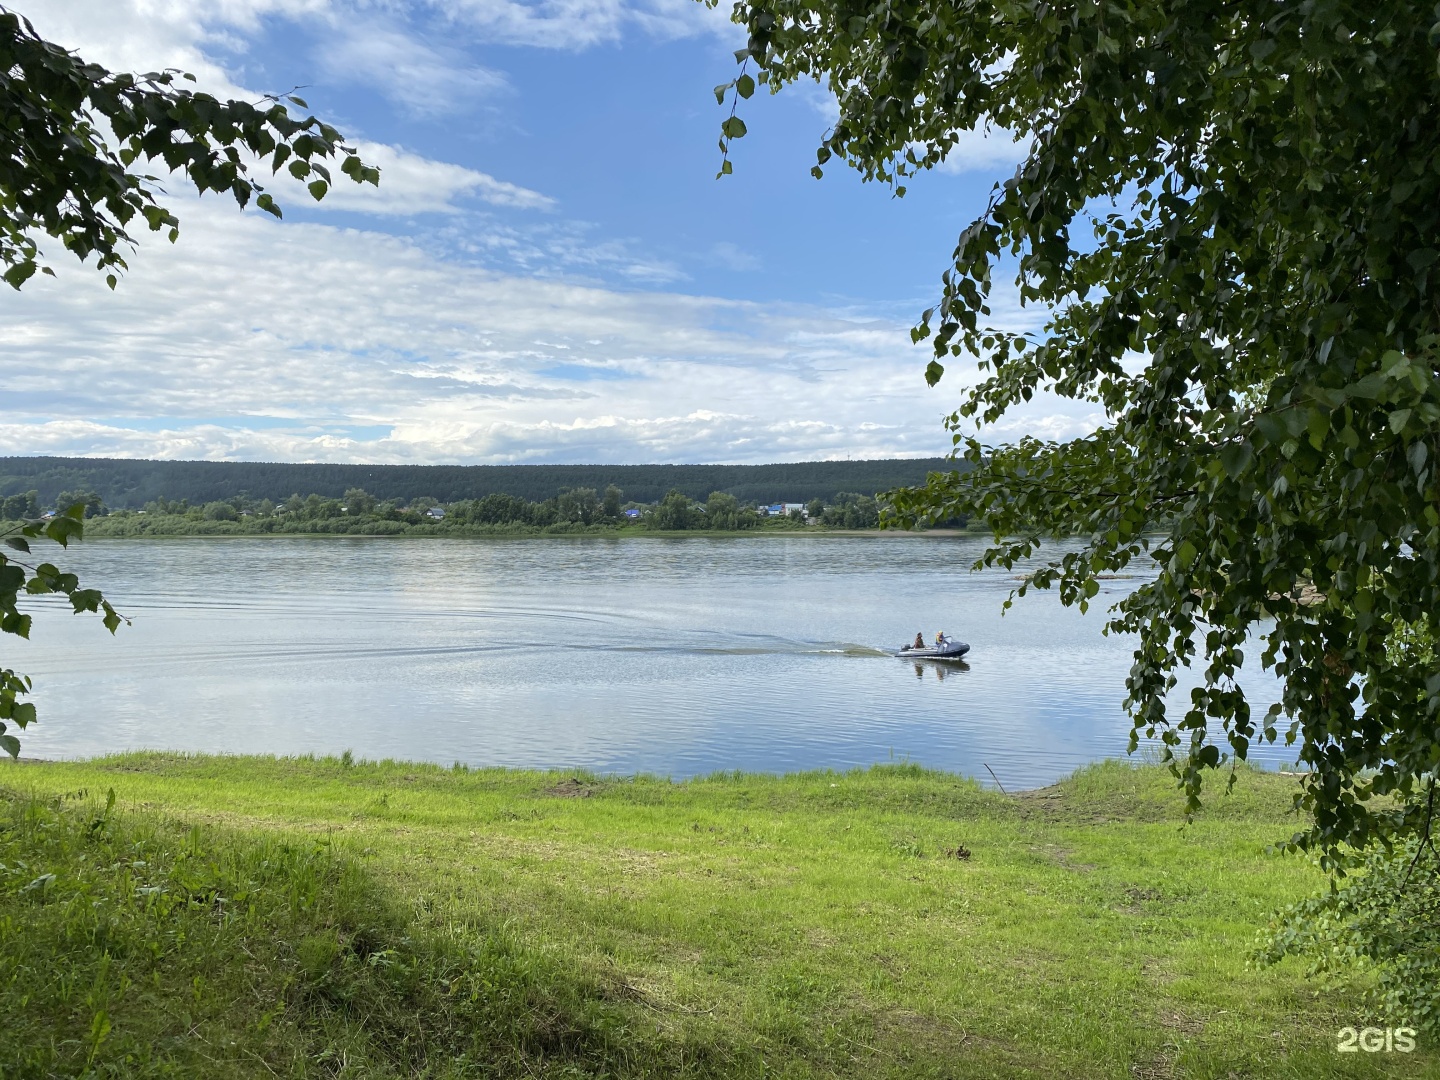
[1130,1054,1176,1080]
[543,777,599,798]
[1035,845,1097,872]
[1118,886,1165,914]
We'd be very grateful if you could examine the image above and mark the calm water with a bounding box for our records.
[13,535,1290,789]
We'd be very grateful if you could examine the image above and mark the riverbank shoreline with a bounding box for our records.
[71,523,979,540]
[2,752,1417,1077]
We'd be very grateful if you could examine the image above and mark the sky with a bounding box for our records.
[1,0,1088,465]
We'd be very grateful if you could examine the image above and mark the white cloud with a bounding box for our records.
[18,0,737,84]
[984,410,1107,442]
[433,217,686,283]
[0,201,977,464]
[710,241,760,272]
[934,122,1032,175]
[433,0,735,50]
[16,1,558,222]
[15,0,324,100]
[289,142,554,214]
[2,1,1089,466]
[313,14,510,116]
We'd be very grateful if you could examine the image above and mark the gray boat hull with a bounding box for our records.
[897,641,970,660]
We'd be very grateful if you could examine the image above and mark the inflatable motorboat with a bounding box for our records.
[898,637,970,660]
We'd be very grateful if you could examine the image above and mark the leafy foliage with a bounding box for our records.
[652,488,704,530]
[0,7,378,288]
[1258,836,1440,1034]
[717,0,1440,857]
[0,455,956,510]
[705,490,758,529]
[0,506,125,758]
[818,492,880,529]
[66,486,876,535]
[0,491,38,520]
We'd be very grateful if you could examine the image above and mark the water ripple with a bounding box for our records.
[17,535,1289,787]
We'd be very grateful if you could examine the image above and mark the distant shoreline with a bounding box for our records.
[71,525,979,540]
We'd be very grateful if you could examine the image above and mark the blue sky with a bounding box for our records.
[1,0,1079,465]
[221,2,989,306]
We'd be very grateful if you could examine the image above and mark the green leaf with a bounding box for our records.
[1408,441,1429,477]
[736,74,755,99]
[43,515,82,546]
[1254,413,1288,446]
[3,262,37,289]
[3,538,29,553]
[1388,408,1413,434]
[924,360,945,386]
[1406,248,1438,272]
[721,117,748,139]
[1218,440,1254,480]
[307,179,328,201]
[1347,373,1387,400]
[0,733,18,759]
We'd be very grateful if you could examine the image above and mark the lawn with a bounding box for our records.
[2,754,1434,1078]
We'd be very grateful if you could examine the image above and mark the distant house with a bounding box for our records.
[426,507,446,520]
[624,507,641,519]
[781,503,806,516]
[760,503,784,516]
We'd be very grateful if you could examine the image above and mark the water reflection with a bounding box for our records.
[911,660,970,680]
[15,535,1289,789]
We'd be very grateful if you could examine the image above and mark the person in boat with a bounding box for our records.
[912,632,925,650]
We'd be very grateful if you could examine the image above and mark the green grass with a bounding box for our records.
[3,754,1434,1078]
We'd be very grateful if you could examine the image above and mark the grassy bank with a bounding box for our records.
[2,755,1429,1078]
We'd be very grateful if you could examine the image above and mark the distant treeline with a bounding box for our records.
[66,487,905,536]
[0,456,958,511]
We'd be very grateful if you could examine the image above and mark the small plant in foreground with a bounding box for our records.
[1258,837,1440,1035]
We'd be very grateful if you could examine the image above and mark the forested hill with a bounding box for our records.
[0,456,957,509]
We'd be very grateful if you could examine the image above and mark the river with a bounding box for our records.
[11,535,1292,789]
